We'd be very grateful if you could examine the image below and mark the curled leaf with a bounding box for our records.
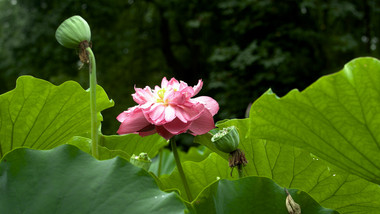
[130,153,152,171]
[285,188,301,214]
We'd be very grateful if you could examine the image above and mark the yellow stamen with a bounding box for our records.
[156,88,166,103]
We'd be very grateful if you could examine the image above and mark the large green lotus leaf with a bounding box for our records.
[193,177,337,214]
[195,118,380,213]
[0,76,114,158]
[250,57,380,184]
[0,144,186,214]
[99,133,167,160]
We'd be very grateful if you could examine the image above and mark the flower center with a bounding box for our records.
[156,88,166,103]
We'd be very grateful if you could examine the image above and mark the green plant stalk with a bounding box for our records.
[86,47,99,159]
[238,164,244,178]
[157,148,163,177]
[171,139,193,201]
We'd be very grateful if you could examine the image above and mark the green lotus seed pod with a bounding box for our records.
[130,153,152,171]
[55,15,91,49]
[211,126,240,153]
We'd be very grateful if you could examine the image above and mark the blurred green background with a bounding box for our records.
[1,0,379,137]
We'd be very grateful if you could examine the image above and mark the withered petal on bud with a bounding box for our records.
[285,189,301,214]
[228,148,248,168]
[211,126,240,153]
[55,15,91,49]
[130,153,152,171]
[228,148,248,176]
[78,41,91,64]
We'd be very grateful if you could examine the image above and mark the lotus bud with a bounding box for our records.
[211,126,240,153]
[55,15,91,49]
[130,153,152,171]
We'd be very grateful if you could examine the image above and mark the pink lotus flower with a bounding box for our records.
[117,77,219,140]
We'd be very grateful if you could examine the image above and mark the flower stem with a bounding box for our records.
[238,164,244,178]
[171,139,193,201]
[86,47,99,159]
[157,148,163,177]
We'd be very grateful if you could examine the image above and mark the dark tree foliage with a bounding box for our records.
[0,0,379,134]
